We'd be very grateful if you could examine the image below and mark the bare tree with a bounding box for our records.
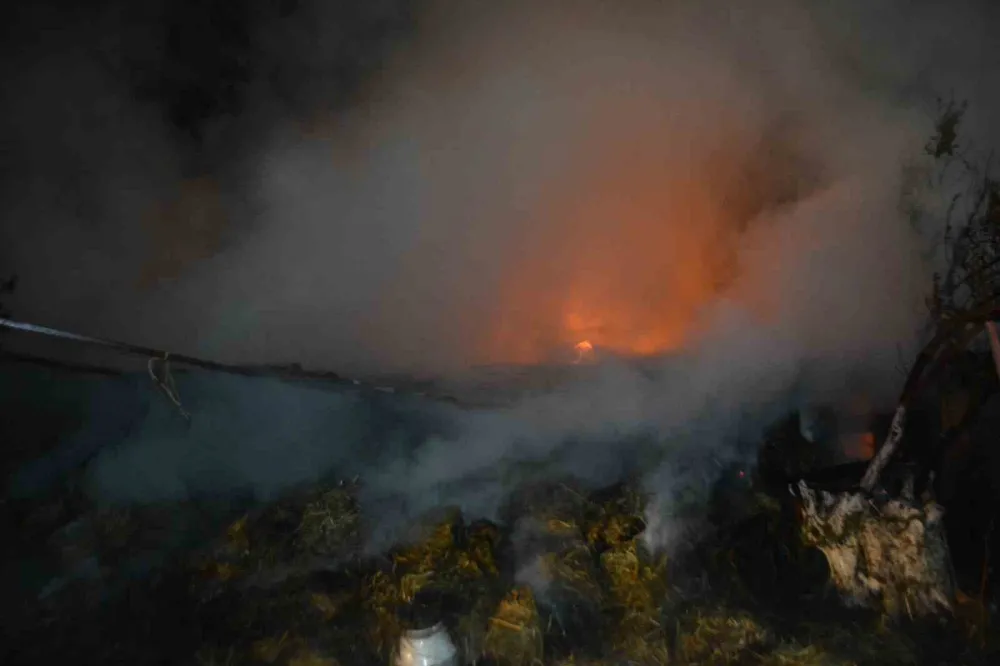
[863,102,1000,492]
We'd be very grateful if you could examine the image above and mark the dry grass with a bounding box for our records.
[793,620,917,665]
[309,592,345,622]
[593,489,672,665]
[172,479,994,666]
[226,514,251,555]
[190,483,362,592]
[286,648,339,666]
[585,485,647,548]
[362,569,403,657]
[539,544,603,608]
[755,642,843,666]
[392,515,461,578]
[455,594,498,662]
[361,513,504,660]
[246,632,340,666]
[484,587,545,666]
[27,467,996,666]
[296,487,360,556]
[601,540,670,664]
[676,606,771,664]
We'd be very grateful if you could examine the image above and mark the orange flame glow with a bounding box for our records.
[476,128,750,366]
[573,339,595,364]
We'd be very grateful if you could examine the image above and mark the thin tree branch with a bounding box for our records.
[861,306,1000,492]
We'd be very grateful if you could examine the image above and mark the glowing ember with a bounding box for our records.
[573,339,595,363]
[841,431,877,461]
[859,432,876,460]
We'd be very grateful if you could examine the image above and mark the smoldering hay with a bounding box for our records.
[4,0,996,546]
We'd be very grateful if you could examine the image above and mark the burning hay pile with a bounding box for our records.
[362,510,504,661]
[13,470,997,666]
[192,480,363,595]
[482,587,545,665]
[178,478,687,665]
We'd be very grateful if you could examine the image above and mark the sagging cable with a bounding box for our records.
[148,353,191,421]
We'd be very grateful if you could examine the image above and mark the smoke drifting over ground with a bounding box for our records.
[3,1,1000,545]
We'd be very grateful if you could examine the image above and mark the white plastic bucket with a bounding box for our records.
[395,622,458,666]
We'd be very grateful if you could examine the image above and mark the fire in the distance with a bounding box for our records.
[480,272,720,367]
[572,339,595,364]
[469,111,782,369]
[483,270,718,366]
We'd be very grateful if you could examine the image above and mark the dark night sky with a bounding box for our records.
[1,0,415,169]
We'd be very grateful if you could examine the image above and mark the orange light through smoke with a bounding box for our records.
[859,432,876,460]
[474,112,756,367]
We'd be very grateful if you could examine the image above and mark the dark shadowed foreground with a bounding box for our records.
[2,375,996,665]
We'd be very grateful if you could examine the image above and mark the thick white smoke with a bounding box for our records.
[143,1,931,379]
[3,0,1000,548]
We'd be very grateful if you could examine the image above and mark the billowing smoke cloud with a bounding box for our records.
[3,1,1000,548]
[123,1,930,379]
